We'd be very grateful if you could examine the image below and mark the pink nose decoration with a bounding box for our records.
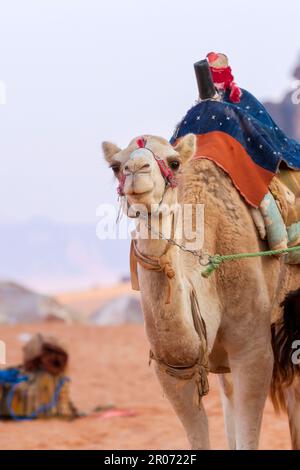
[117,173,126,196]
[136,137,147,148]
[155,159,177,189]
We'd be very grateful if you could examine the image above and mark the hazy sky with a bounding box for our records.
[0,0,299,223]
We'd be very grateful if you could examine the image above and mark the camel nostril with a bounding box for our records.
[124,162,150,174]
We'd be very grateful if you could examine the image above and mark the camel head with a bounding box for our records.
[102,134,196,217]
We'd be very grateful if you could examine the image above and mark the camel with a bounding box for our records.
[102,133,300,450]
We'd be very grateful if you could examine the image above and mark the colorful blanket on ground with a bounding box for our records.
[170,89,300,207]
[0,369,75,420]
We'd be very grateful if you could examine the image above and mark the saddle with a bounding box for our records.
[272,169,300,230]
[253,167,300,264]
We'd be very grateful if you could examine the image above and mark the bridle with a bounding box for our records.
[117,136,177,197]
[116,136,210,266]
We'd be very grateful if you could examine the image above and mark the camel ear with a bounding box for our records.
[102,141,122,165]
[174,133,196,164]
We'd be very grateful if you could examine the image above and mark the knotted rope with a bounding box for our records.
[131,239,175,304]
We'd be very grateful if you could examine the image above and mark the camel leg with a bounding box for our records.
[154,365,210,450]
[229,342,273,450]
[285,376,300,449]
[218,373,236,449]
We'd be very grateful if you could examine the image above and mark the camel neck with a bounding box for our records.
[134,212,176,258]
[136,215,173,256]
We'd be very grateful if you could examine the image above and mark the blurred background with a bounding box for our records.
[0,0,299,449]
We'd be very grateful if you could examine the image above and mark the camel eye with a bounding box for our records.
[110,164,120,176]
[168,160,180,171]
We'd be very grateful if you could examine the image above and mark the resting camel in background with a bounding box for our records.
[102,134,300,450]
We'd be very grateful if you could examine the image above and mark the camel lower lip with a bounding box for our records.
[126,189,152,197]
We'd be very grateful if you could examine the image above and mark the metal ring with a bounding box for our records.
[198,253,211,266]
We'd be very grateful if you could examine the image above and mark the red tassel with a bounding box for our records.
[229,83,242,103]
[206,51,219,64]
[209,61,242,103]
[210,66,234,89]
[136,137,146,148]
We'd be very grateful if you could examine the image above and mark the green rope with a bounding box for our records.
[201,245,300,278]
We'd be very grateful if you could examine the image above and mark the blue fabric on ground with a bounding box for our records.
[0,368,28,385]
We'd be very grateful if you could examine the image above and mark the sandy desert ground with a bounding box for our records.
[0,299,291,450]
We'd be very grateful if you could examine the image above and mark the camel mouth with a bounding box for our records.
[124,175,155,196]
[125,188,153,198]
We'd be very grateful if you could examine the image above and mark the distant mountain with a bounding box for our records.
[263,56,300,141]
[0,281,81,323]
[0,218,130,293]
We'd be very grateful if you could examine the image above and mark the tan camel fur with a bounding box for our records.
[102,134,300,450]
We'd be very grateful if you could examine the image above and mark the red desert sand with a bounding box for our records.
[0,320,290,450]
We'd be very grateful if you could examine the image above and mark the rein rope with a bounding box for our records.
[136,212,300,278]
[201,245,300,278]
